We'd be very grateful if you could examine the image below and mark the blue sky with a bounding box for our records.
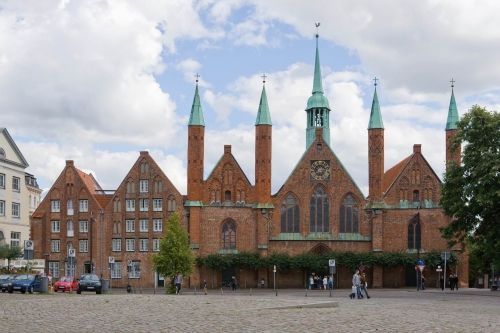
[1,0,499,197]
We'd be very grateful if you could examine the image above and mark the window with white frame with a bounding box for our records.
[67,200,74,215]
[139,199,149,212]
[65,262,76,276]
[67,220,74,237]
[153,199,162,211]
[79,220,88,233]
[12,203,20,218]
[129,261,141,278]
[139,180,149,193]
[51,240,61,252]
[51,200,60,212]
[139,219,148,232]
[79,200,88,212]
[0,200,5,216]
[49,262,60,278]
[126,220,135,232]
[10,232,20,247]
[153,238,160,252]
[51,220,60,233]
[112,239,121,251]
[0,173,5,188]
[12,176,20,191]
[139,239,148,252]
[126,238,135,251]
[79,239,88,252]
[153,219,162,232]
[111,261,122,278]
[126,199,135,212]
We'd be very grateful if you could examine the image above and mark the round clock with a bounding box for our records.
[310,160,330,180]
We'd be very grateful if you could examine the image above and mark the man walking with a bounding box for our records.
[352,270,362,299]
[174,272,183,295]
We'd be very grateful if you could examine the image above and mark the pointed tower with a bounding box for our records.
[305,31,331,148]
[368,78,385,202]
[445,79,461,171]
[187,74,205,201]
[255,75,272,204]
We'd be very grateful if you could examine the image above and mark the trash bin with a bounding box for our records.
[101,279,109,293]
[40,276,48,292]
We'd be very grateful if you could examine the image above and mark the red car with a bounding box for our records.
[54,276,78,292]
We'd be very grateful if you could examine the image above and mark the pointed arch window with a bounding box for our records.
[222,220,236,249]
[339,195,359,233]
[408,216,422,250]
[281,194,299,233]
[310,187,329,232]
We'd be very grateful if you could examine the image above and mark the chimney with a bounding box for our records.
[224,145,231,154]
[140,151,149,156]
[66,160,74,166]
[413,144,422,154]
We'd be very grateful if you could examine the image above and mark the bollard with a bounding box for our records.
[140,286,143,294]
[276,290,278,297]
[195,287,197,295]
[221,288,224,295]
[250,288,252,296]
[305,288,307,297]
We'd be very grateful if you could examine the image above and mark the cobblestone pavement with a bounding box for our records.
[1,288,499,332]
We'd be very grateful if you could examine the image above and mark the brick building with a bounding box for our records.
[31,36,467,289]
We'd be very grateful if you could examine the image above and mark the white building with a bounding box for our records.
[0,128,40,268]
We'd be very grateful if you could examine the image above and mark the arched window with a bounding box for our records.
[67,200,74,216]
[222,220,236,249]
[310,187,329,232]
[281,194,299,233]
[408,216,422,249]
[225,191,231,202]
[339,195,359,233]
[413,190,420,202]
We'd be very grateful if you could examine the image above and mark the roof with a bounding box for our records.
[255,85,272,125]
[94,195,113,209]
[382,155,412,193]
[367,88,384,129]
[445,89,459,130]
[32,212,44,218]
[188,84,205,126]
[75,168,103,195]
[306,36,330,110]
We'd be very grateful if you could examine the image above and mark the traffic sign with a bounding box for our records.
[418,265,425,272]
[68,249,76,257]
[108,256,115,263]
[273,265,276,273]
[436,268,442,272]
[329,259,336,267]
[441,251,451,260]
[127,260,133,266]
[417,259,425,265]
[24,240,34,250]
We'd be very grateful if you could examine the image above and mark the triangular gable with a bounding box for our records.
[205,151,252,186]
[275,137,365,199]
[383,152,442,196]
[0,128,29,168]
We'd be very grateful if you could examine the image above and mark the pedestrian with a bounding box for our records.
[421,275,426,290]
[352,270,362,299]
[203,279,208,295]
[440,276,444,290]
[261,278,265,288]
[328,275,333,290]
[453,275,459,290]
[360,272,371,299]
[174,272,183,295]
[48,273,52,291]
[323,276,327,291]
[233,277,238,290]
[449,274,454,290]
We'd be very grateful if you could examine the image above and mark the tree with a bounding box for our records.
[150,212,195,293]
[440,105,500,268]
[0,244,23,272]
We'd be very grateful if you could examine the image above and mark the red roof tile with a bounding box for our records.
[382,155,413,193]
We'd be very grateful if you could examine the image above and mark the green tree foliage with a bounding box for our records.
[440,105,500,265]
[150,212,195,293]
[0,244,23,271]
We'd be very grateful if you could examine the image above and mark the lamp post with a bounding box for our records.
[44,253,49,275]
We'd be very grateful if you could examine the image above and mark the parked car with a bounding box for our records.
[77,274,102,294]
[0,274,15,292]
[54,276,78,292]
[7,274,42,294]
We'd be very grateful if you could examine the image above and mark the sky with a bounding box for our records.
[1,0,499,197]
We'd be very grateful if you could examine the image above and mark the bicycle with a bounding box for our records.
[221,281,234,289]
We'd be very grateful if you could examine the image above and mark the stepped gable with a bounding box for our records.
[203,145,253,204]
[382,144,442,206]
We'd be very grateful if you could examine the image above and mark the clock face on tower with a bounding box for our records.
[310,160,331,180]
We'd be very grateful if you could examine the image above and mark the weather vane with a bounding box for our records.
[195,73,200,83]
[315,22,320,38]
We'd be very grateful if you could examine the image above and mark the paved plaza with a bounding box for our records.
[1,288,499,332]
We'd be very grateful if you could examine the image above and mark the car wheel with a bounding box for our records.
[29,286,33,294]
[21,290,26,294]
[2,289,5,293]
[77,288,81,294]
[8,289,13,294]
[96,289,102,294]
[54,289,57,292]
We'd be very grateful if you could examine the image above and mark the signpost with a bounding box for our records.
[273,265,276,290]
[441,251,451,300]
[108,257,115,292]
[68,249,76,293]
[329,259,336,295]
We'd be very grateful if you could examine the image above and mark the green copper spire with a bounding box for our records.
[306,34,330,110]
[188,74,205,127]
[255,76,272,125]
[368,79,384,130]
[446,80,458,130]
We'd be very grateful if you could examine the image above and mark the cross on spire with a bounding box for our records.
[261,74,267,84]
[195,73,200,83]
[315,22,320,38]
[373,77,378,87]
[450,78,455,88]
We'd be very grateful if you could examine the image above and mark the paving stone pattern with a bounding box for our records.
[1,288,499,332]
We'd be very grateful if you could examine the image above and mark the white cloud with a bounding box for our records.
[175,58,211,88]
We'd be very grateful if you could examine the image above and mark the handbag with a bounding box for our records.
[351,286,357,294]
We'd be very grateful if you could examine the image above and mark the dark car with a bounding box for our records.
[7,274,42,294]
[0,274,15,292]
[77,274,102,294]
